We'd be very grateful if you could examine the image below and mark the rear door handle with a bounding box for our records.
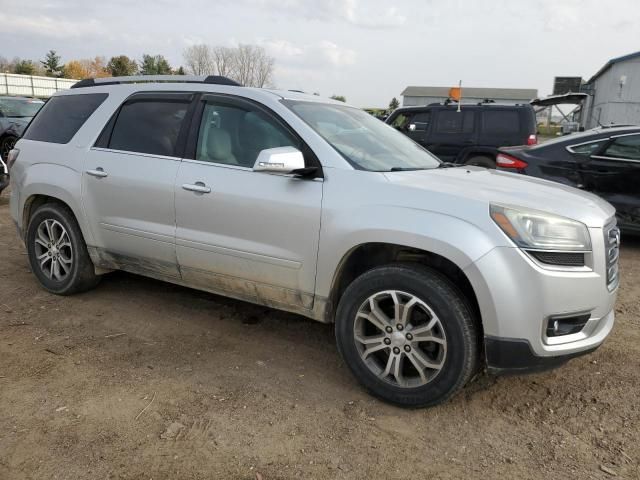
[182,182,211,194]
[86,167,108,178]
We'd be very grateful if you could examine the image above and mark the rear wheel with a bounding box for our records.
[335,264,480,407]
[465,155,495,168]
[26,203,100,295]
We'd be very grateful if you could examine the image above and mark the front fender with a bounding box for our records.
[16,163,94,245]
[315,204,498,298]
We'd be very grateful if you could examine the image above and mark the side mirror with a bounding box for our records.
[408,124,416,132]
[253,146,305,174]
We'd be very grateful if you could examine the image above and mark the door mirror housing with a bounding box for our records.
[253,146,305,174]
[408,124,417,132]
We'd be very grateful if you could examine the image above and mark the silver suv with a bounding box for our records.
[8,76,619,407]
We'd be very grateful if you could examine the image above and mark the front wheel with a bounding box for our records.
[335,264,479,407]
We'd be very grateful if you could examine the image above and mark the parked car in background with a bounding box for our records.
[0,96,44,194]
[0,96,44,159]
[497,126,640,233]
[386,102,537,167]
[9,76,618,407]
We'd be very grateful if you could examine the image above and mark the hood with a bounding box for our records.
[384,166,615,228]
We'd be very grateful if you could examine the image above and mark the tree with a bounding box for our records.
[41,50,64,77]
[63,60,90,79]
[0,56,13,73]
[331,95,347,102]
[233,44,274,87]
[107,55,138,76]
[388,97,400,111]
[14,59,37,75]
[183,45,215,75]
[212,46,236,78]
[175,66,186,75]
[140,54,172,75]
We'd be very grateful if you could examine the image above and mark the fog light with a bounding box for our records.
[546,314,590,337]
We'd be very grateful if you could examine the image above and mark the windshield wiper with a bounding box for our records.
[437,162,458,168]
[388,167,431,172]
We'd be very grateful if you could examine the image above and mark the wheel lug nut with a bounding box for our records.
[406,333,413,341]
[393,347,400,355]
[384,338,391,345]
[404,345,411,352]
[396,324,404,331]
[385,326,393,333]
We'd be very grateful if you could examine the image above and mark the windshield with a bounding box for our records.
[0,98,44,118]
[284,100,441,171]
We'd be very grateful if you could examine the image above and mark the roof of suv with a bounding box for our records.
[393,103,533,112]
[64,75,344,105]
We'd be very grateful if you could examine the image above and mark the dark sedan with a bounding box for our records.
[496,126,640,233]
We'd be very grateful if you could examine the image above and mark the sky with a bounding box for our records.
[1,0,639,107]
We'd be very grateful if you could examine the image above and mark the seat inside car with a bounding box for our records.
[205,128,238,165]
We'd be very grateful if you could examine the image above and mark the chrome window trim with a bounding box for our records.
[181,158,253,171]
[590,155,640,164]
[565,138,608,154]
[89,147,181,161]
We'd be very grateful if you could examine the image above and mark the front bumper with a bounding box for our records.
[464,226,617,369]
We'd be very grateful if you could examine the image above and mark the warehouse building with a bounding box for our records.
[580,51,640,129]
[400,86,538,107]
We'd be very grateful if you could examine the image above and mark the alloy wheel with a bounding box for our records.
[353,290,447,388]
[33,219,73,281]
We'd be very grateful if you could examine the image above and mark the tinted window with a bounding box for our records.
[483,110,520,134]
[602,135,640,160]
[109,99,189,156]
[410,112,431,131]
[23,93,107,144]
[196,101,299,167]
[435,110,474,133]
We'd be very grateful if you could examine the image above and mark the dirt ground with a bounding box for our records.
[1,191,639,480]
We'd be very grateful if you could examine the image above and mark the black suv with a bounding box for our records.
[386,103,537,167]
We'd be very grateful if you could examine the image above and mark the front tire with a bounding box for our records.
[335,264,479,407]
[26,203,100,295]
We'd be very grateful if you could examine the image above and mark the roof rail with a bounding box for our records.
[70,75,242,89]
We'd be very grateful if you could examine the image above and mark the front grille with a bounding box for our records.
[604,222,620,291]
[530,251,585,267]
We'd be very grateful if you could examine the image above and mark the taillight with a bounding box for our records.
[527,134,538,146]
[496,153,528,169]
[6,148,19,171]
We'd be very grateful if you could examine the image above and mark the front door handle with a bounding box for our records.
[86,167,108,178]
[182,182,211,194]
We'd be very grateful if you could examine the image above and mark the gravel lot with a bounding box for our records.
[1,190,639,480]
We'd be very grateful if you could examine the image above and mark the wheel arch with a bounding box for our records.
[325,242,483,337]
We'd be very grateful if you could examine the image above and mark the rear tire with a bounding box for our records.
[26,203,100,295]
[465,155,495,168]
[335,264,480,407]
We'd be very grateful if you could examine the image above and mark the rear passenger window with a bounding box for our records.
[22,93,107,144]
[108,99,189,157]
[435,110,474,133]
[483,110,520,134]
[602,135,640,160]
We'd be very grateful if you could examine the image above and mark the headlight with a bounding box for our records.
[490,205,591,251]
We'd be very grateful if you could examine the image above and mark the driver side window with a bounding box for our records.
[195,101,300,167]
